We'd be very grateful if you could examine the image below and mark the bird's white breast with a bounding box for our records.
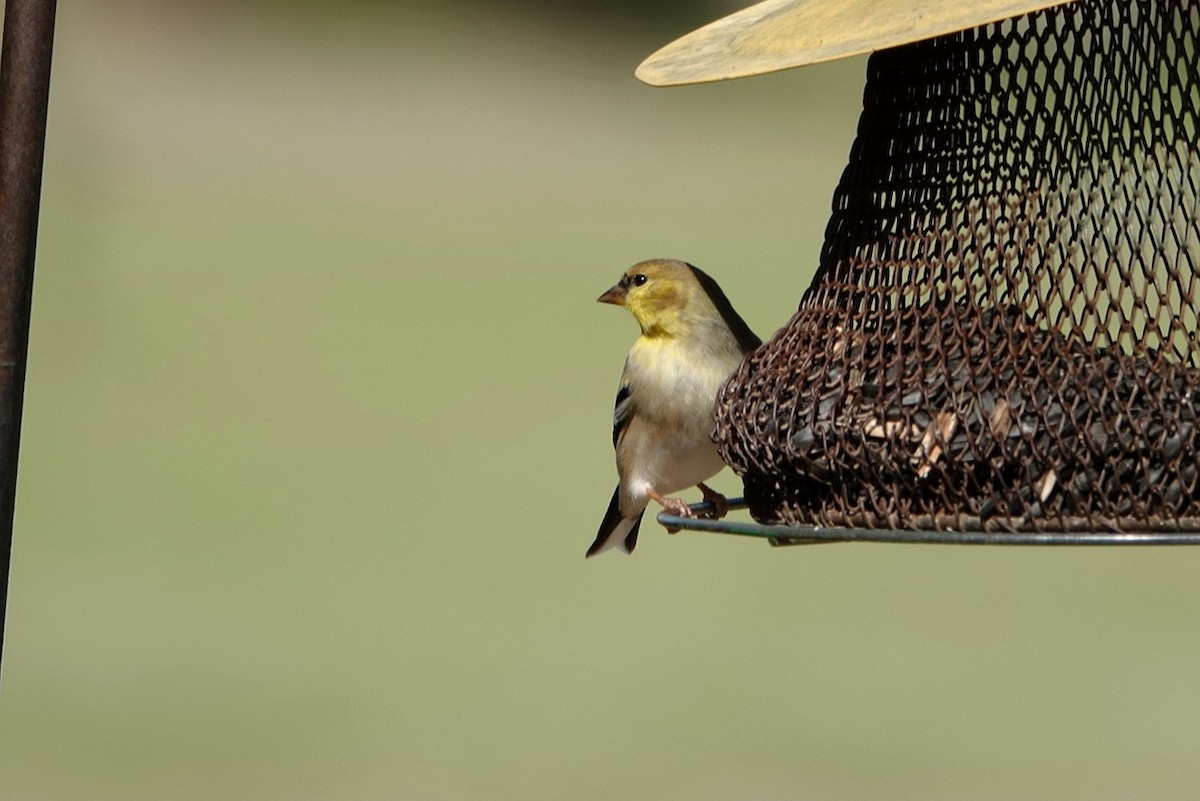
[620,336,743,499]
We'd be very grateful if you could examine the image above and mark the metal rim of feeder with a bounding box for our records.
[659,501,1200,546]
[636,0,1080,85]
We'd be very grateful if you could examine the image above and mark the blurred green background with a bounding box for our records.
[2,1,1199,799]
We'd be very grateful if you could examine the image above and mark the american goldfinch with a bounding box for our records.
[587,259,761,557]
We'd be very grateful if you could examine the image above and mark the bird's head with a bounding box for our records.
[597,259,697,339]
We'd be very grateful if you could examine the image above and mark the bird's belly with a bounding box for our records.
[656,436,725,495]
[626,424,725,498]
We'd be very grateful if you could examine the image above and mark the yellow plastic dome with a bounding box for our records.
[636,0,1080,85]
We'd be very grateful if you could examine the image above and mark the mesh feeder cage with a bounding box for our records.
[639,0,1200,545]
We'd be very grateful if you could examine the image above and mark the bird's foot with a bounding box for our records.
[658,496,693,518]
[647,489,692,534]
[697,483,729,519]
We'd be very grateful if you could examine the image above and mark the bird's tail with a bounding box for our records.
[587,487,644,558]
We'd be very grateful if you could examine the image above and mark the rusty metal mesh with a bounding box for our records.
[714,0,1200,533]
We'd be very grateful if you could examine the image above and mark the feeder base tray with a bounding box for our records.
[658,499,1200,546]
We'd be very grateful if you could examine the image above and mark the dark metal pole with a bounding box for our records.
[0,0,58,681]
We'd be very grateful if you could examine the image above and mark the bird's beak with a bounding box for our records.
[597,284,626,306]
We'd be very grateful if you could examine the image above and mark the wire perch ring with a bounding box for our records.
[658,500,1200,546]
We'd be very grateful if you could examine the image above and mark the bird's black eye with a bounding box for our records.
[632,274,648,286]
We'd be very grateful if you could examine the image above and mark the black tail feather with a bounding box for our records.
[587,487,643,557]
[624,516,642,553]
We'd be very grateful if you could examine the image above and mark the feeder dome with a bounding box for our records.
[637,0,1081,85]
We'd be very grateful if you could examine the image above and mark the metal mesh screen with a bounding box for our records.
[714,0,1200,533]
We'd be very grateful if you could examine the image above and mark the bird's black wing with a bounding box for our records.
[612,382,632,448]
[686,262,762,353]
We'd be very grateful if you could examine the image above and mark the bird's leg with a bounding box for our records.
[646,488,691,534]
[647,488,692,517]
[697,483,729,519]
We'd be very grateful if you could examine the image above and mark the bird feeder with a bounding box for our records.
[642,0,1200,545]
